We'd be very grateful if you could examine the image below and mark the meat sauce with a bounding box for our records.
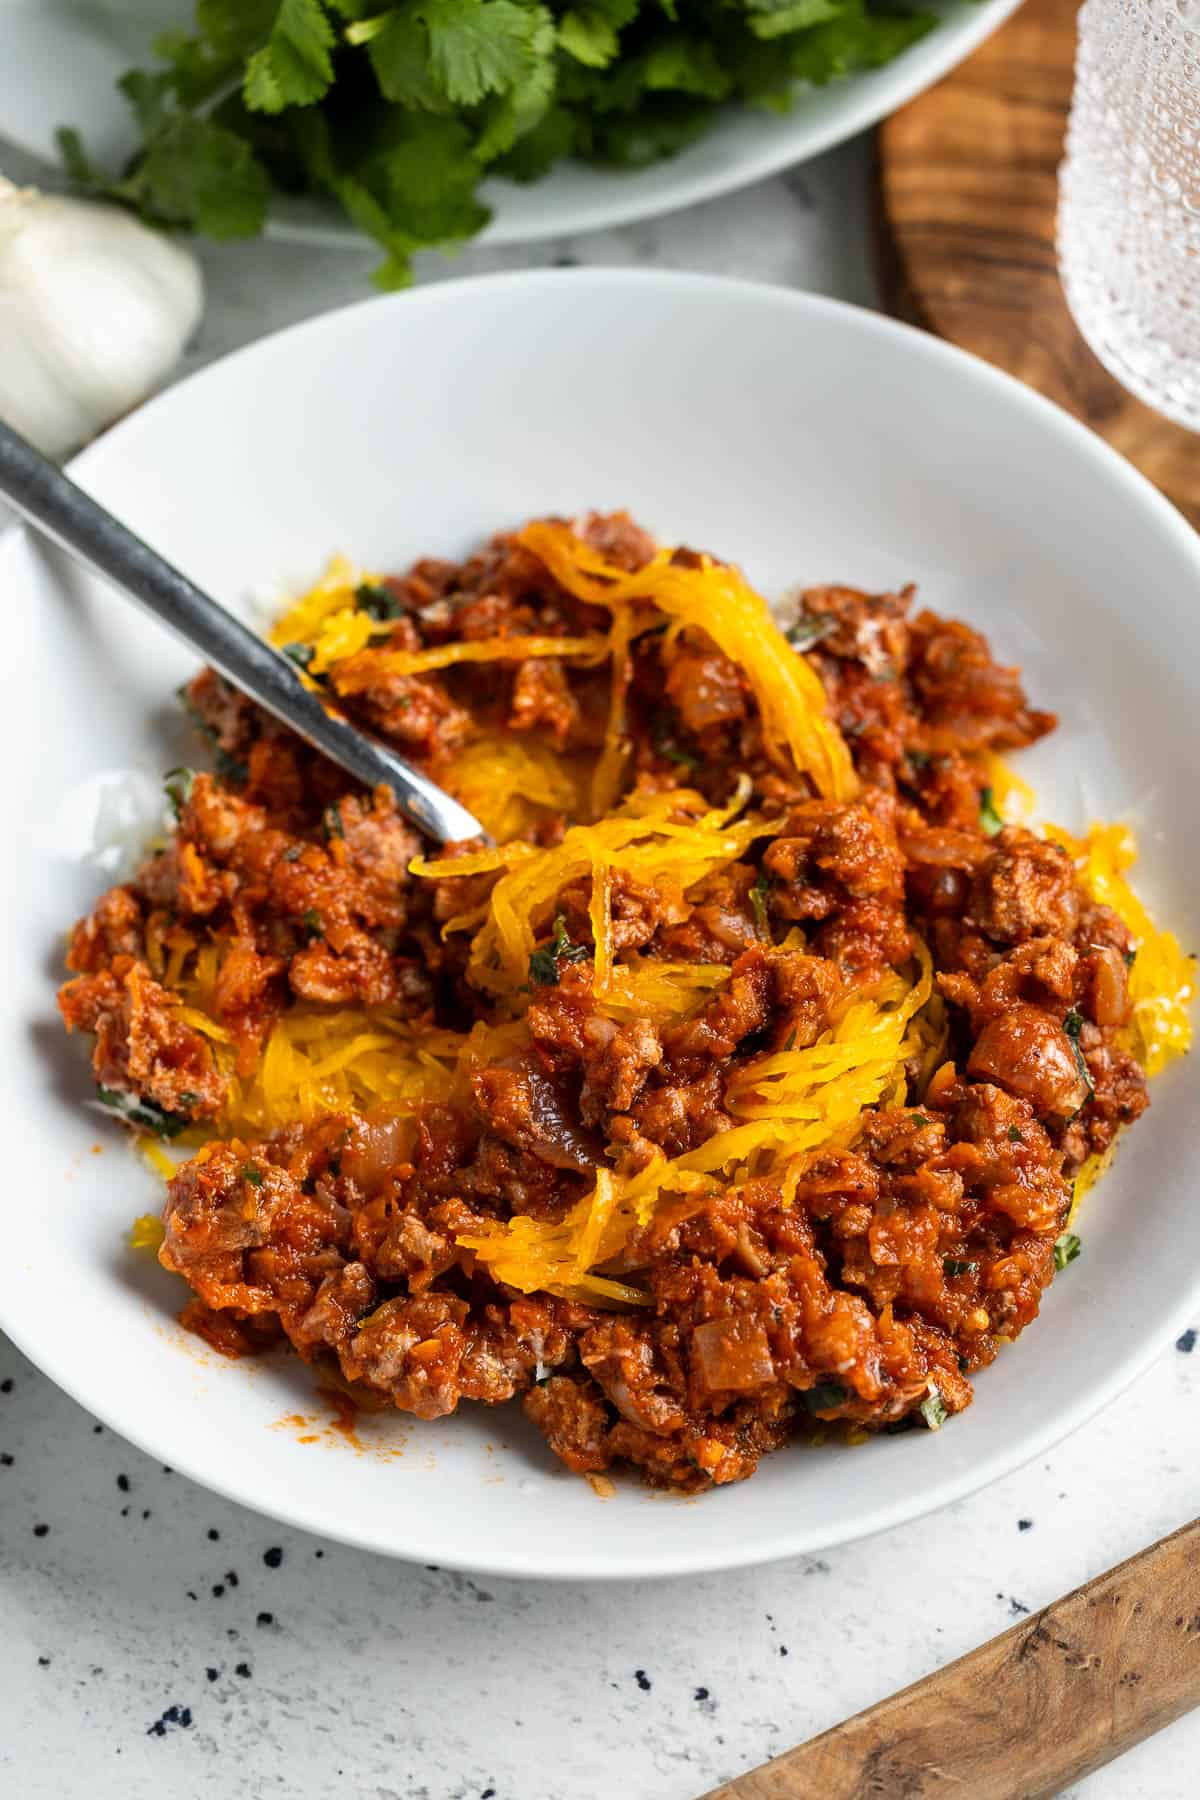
[58,514,1154,1490]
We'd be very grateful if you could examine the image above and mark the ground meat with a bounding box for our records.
[59,514,1166,1493]
[970,829,1081,944]
[59,960,225,1119]
[523,1376,612,1474]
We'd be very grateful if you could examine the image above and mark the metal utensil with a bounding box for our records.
[0,420,486,844]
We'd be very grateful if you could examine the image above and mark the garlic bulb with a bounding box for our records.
[0,178,203,458]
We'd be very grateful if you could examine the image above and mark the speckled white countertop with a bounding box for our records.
[2,134,1198,1800]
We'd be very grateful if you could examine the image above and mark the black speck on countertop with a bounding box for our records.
[1018,1518,1033,1531]
[234,1663,252,1679]
[634,1670,651,1692]
[256,1612,275,1629]
[779,1646,789,1657]
[0,1378,13,1394]
[207,1529,220,1542]
[37,1657,50,1669]
[694,1687,709,1701]
[146,1705,193,1738]
[314,1549,324,1559]
[225,1570,239,1588]
[481,1789,496,1798]
[120,1506,130,1519]
[211,1586,225,1599]
[185,1591,197,1602]
[263,1546,283,1569]
[1,1452,13,1466]
[32,1523,49,1538]
[116,1474,130,1493]
[205,1668,219,1683]
[92,1423,102,1434]
[1177,1328,1197,1354]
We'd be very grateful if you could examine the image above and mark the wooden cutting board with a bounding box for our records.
[875,0,1200,531]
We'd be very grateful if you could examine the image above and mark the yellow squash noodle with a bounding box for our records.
[517,519,857,802]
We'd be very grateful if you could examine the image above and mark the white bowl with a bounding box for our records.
[2,270,1198,1579]
[0,0,1022,247]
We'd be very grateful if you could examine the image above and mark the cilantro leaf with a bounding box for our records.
[802,1380,848,1413]
[244,0,338,114]
[750,871,771,939]
[164,767,196,817]
[365,0,551,108]
[529,914,589,986]
[1062,1009,1096,1103]
[96,1086,189,1139]
[919,1385,948,1430]
[979,786,1004,836]
[61,0,940,269]
[355,581,406,619]
[786,611,837,653]
[427,0,549,105]
[121,103,273,238]
[1054,1231,1082,1271]
[747,0,844,39]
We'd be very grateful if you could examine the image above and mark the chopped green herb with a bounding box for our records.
[782,1029,798,1053]
[1008,1125,1024,1142]
[96,1086,187,1140]
[60,6,939,288]
[802,1380,848,1413]
[920,1386,949,1431]
[214,746,249,784]
[943,1258,977,1278]
[163,766,195,817]
[1062,1009,1096,1101]
[355,581,405,622]
[750,871,771,939]
[979,786,1004,836]
[283,641,315,669]
[242,1164,263,1188]
[528,914,589,986]
[303,908,324,938]
[786,612,837,653]
[1054,1231,1082,1271]
[178,1091,198,1108]
[957,1355,970,1375]
[651,712,700,772]
[324,804,345,841]
[906,748,932,771]
[281,845,303,863]
[911,1114,930,1128]
[1124,947,1138,969]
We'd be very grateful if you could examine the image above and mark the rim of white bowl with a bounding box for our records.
[2,268,1198,1578]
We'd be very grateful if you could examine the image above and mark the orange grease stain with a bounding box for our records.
[316,1385,365,1450]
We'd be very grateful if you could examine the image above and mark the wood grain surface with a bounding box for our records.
[702,1516,1200,1799]
[875,0,1200,529]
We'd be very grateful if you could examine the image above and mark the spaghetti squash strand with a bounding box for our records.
[457,944,933,1294]
[331,633,609,685]
[517,520,856,801]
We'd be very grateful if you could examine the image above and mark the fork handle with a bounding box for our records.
[0,420,484,844]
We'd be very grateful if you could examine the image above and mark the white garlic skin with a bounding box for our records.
[0,178,204,458]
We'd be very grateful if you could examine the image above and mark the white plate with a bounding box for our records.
[2,270,1198,1579]
[0,0,1022,248]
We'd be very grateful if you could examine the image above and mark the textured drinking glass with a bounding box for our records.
[1058,0,1200,428]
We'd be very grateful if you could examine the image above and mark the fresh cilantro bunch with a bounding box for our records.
[59,0,935,286]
